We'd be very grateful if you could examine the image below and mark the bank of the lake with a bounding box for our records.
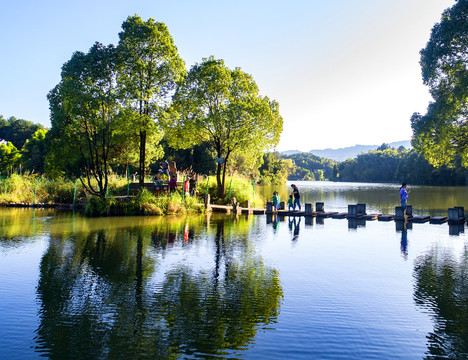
[0,174,265,216]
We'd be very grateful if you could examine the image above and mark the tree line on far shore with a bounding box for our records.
[3,114,467,187]
[280,144,468,186]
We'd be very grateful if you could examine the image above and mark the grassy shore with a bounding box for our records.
[0,175,204,216]
[0,174,265,216]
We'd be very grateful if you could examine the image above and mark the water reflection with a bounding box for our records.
[34,214,283,359]
[449,223,465,236]
[288,217,301,242]
[413,245,468,359]
[347,218,366,230]
[395,221,412,260]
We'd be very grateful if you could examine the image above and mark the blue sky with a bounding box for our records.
[0,0,455,151]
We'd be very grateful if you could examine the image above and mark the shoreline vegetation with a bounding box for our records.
[0,174,263,217]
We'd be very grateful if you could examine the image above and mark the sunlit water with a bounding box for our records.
[1,182,467,359]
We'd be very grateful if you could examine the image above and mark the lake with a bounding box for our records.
[1,181,467,359]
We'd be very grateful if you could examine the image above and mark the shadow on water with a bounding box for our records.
[33,212,283,359]
[413,245,468,359]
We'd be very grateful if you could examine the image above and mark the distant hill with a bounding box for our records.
[281,149,302,155]
[281,140,411,162]
[308,140,412,161]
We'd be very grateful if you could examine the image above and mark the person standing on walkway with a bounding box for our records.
[291,184,301,211]
[272,191,280,211]
[287,195,294,211]
[399,183,408,210]
[162,159,169,178]
[169,175,177,193]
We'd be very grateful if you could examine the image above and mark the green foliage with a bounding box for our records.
[0,175,85,204]
[21,128,48,173]
[412,0,468,167]
[47,42,123,197]
[159,140,216,175]
[127,189,204,216]
[169,57,283,198]
[281,152,336,180]
[117,15,186,184]
[258,152,295,185]
[84,188,204,217]
[0,115,44,149]
[339,147,404,183]
[85,196,114,216]
[0,141,20,174]
[337,146,468,185]
[198,175,263,206]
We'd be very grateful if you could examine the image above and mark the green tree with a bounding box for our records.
[0,115,44,149]
[159,140,217,176]
[258,152,295,185]
[411,0,468,167]
[170,57,283,198]
[47,42,122,196]
[281,152,335,180]
[0,141,21,175]
[21,128,48,173]
[117,15,186,187]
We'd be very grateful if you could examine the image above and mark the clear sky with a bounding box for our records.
[0,0,455,151]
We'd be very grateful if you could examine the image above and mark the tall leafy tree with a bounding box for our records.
[21,128,48,173]
[411,0,468,166]
[47,42,122,196]
[170,57,283,198]
[117,15,186,187]
[0,141,20,175]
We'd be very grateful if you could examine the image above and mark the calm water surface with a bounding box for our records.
[262,181,468,216]
[1,182,467,359]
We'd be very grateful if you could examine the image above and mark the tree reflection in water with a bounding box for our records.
[35,216,283,359]
[413,245,468,359]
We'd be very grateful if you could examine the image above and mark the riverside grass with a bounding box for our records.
[197,175,263,207]
[0,174,127,205]
[0,174,264,216]
[85,189,205,216]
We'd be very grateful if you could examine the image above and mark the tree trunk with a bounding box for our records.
[216,161,224,198]
[139,130,146,188]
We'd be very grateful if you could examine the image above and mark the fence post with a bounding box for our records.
[183,176,186,200]
[127,166,130,197]
[33,178,38,205]
[73,179,78,206]
[252,180,256,205]
[205,177,210,197]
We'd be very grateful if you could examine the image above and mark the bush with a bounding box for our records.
[0,175,86,205]
[197,175,264,207]
[127,189,204,216]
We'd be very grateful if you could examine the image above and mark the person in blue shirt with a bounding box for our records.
[399,183,408,210]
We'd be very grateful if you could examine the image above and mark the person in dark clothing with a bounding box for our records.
[169,175,177,193]
[291,184,301,211]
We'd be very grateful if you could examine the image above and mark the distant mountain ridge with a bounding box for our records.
[281,140,412,161]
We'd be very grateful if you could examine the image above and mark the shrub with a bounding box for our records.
[197,175,264,206]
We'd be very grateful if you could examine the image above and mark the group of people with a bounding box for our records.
[271,183,409,213]
[272,184,301,212]
[156,158,176,180]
